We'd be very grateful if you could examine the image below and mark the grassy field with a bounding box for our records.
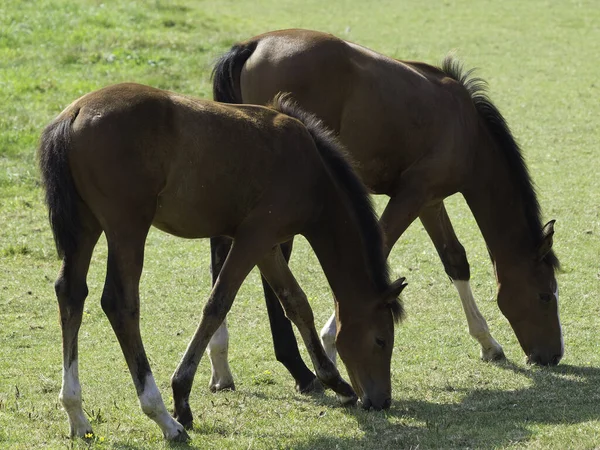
[1,0,599,448]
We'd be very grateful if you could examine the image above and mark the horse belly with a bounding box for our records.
[152,188,240,239]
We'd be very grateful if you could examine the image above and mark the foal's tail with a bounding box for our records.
[38,112,81,258]
[212,41,258,103]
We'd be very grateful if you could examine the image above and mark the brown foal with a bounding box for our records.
[38,85,405,440]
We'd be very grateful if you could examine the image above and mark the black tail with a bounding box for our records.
[272,93,404,322]
[212,41,258,103]
[38,112,81,258]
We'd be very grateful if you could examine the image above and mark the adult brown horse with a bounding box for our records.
[38,84,406,440]
[209,28,562,393]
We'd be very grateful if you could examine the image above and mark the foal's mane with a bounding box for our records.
[273,93,403,321]
[441,56,560,269]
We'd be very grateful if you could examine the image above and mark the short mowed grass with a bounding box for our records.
[1,0,599,448]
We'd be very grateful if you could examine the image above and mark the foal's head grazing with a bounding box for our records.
[443,56,562,366]
[274,93,406,408]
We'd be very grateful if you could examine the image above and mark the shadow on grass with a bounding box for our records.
[92,363,600,449]
[290,362,600,449]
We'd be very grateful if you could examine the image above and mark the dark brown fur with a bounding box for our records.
[213,29,562,366]
[38,84,404,439]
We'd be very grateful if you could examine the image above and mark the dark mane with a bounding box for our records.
[441,55,560,269]
[273,93,403,321]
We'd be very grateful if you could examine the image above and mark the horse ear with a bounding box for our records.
[537,220,555,261]
[385,277,407,300]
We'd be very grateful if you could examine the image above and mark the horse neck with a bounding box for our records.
[463,133,539,280]
[303,191,381,312]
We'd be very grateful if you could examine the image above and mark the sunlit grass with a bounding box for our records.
[1,0,599,448]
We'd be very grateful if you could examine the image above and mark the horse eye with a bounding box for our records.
[375,337,386,349]
[539,293,553,303]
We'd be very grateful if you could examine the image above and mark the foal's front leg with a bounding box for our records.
[171,232,270,429]
[260,239,319,393]
[208,237,317,394]
[258,247,357,405]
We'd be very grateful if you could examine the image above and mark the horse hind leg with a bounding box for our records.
[319,312,337,365]
[55,207,101,438]
[206,236,235,393]
[419,202,505,361]
[101,225,187,441]
[257,246,357,405]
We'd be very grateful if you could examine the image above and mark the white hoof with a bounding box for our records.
[480,340,505,361]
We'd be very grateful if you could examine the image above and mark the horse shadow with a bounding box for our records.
[290,361,600,449]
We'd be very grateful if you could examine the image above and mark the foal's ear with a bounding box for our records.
[385,277,407,300]
[537,220,556,261]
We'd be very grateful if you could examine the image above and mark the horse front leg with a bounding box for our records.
[419,202,505,361]
[258,247,357,405]
[261,239,319,393]
[172,231,271,429]
[102,233,188,441]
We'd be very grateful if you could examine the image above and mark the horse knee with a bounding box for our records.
[441,245,470,280]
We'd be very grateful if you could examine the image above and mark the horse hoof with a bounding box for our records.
[337,392,358,406]
[325,377,357,404]
[169,428,191,442]
[481,344,506,362]
[173,406,194,430]
[297,377,323,394]
[209,381,236,393]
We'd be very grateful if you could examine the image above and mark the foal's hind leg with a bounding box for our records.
[206,236,235,392]
[56,219,101,438]
[258,247,357,405]
[172,229,273,429]
[101,228,187,441]
[419,202,505,361]
[260,239,319,393]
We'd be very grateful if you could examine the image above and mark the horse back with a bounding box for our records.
[237,30,478,194]
[64,83,327,240]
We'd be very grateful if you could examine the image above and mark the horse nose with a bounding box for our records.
[527,351,562,366]
[361,397,391,410]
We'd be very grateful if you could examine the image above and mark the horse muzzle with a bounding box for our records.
[526,350,563,366]
[360,396,392,411]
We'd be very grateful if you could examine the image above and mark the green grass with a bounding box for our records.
[1,0,599,448]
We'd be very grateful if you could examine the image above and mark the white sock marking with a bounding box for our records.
[60,359,92,437]
[207,319,234,390]
[139,374,185,440]
[453,280,503,359]
[320,312,337,365]
[555,284,564,354]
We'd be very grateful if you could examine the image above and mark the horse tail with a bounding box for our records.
[38,110,82,258]
[212,41,258,103]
